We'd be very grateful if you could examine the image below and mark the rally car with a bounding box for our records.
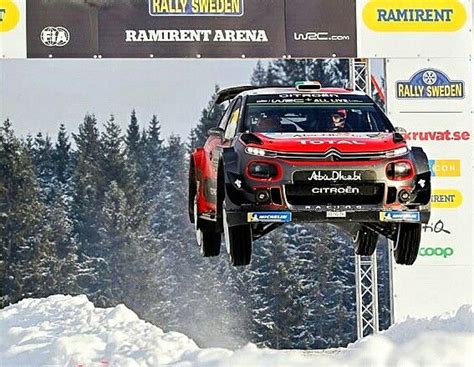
[188,82,431,266]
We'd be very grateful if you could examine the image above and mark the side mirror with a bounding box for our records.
[393,127,407,143]
[208,127,224,138]
[394,126,407,134]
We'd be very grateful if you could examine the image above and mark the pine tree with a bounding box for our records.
[0,119,49,306]
[53,124,72,185]
[189,85,224,149]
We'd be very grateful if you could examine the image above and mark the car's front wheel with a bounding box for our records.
[222,204,252,266]
[353,227,378,256]
[193,192,220,257]
[393,223,421,265]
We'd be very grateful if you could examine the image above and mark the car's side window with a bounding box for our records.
[218,100,235,130]
[224,98,241,140]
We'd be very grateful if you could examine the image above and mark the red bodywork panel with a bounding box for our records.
[250,132,405,153]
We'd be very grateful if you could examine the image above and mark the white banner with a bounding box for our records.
[357,0,473,58]
[386,57,473,320]
[0,0,26,58]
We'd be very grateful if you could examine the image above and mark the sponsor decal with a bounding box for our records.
[300,140,366,145]
[312,186,360,195]
[429,160,461,177]
[0,0,19,32]
[307,170,362,182]
[404,130,470,141]
[326,211,346,218]
[431,189,463,208]
[125,29,268,43]
[422,219,451,234]
[247,212,292,223]
[149,0,243,16]
[380,211,420,222]
[363,0,467,32]
[419,247,454,258]
[396,69,464,99]
[293,31,350,42]
[40,26,70,47]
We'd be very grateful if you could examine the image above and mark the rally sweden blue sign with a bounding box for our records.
[396,69,464,99]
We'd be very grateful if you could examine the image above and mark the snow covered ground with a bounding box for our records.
[0,295,472,367]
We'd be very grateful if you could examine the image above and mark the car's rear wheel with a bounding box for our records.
[353,227,378,256]
[222,203,252,266]
[193,192,220,257]
[393,223,421,265]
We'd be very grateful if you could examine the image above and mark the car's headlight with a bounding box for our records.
[385,146,409,158]
[245,147,276,157]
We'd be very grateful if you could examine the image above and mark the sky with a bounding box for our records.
[0,59,258,141]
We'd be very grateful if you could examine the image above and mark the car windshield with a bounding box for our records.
[243,94,393,133]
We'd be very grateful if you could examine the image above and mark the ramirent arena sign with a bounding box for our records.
[363,0,467,32]
[125,29,268,43]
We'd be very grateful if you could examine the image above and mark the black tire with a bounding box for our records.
[197,228,221,257]
[353,227,379,256]
[224,223,252,266]
[393,223,421,265]
[219,162,252,266]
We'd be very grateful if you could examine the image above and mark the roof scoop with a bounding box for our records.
[295,81,322,91]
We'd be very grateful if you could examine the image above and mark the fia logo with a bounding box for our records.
[40,26,70,47]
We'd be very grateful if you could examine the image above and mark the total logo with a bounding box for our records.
[429,160,461,177]
[396,69,464,99]
[419,247,454,258]
[40,26,70,47]
[431,189,463,208]
[363,0,467,32]
[0,0,20,33]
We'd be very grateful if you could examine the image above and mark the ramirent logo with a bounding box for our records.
[431,189,463,208]
[0,8,5,21]
[363,0,467,32]
[419,247,454,258]
[247,212,292,223]
[0,0,20,32]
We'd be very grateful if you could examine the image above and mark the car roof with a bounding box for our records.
[214,85,368,104]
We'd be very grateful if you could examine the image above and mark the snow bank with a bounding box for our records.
[0,295,472,367]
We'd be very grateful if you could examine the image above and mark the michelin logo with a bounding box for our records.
[396,69,464,99]
[247,212,292,223]
[380,211,420,222]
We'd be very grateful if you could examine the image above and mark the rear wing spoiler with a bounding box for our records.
[214,85,262,105]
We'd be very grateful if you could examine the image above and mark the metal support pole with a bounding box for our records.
[350,58,383,339]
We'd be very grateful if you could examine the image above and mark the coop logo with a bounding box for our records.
[0,0,20,33]
[419,247,454,258]
[431,189,463,208]
[396,69,464,99]
[293,31,350,42]
[40,26,70,47]
[429,160,461,177]
[149,0,243,16]
[363,0,467,32]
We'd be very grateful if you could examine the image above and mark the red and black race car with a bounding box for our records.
[189,82,431,266]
